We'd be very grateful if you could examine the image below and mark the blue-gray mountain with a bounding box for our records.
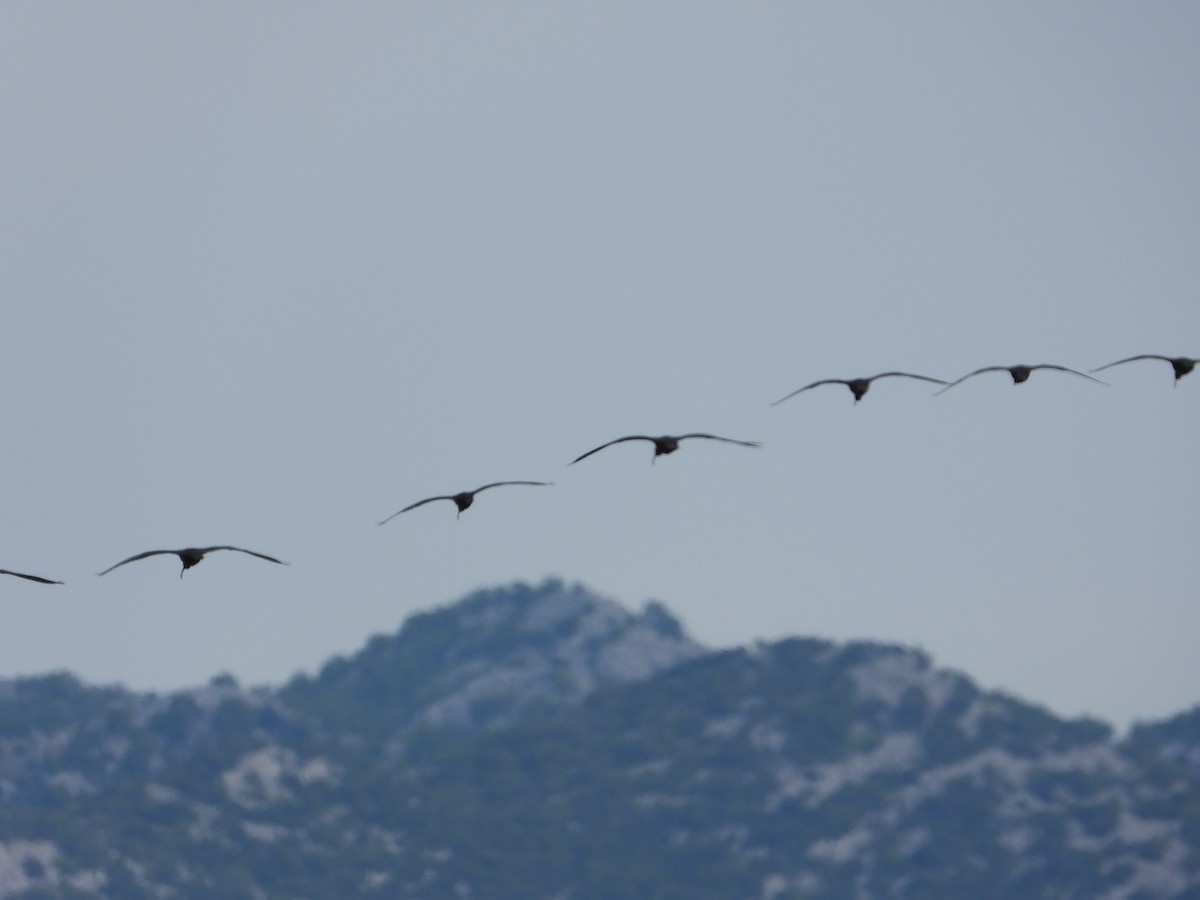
[1,579,1197,898]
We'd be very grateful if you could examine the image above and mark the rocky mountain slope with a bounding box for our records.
[1,579,1197,898]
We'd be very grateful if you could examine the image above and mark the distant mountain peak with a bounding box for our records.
[844,645,959,712]
[409,579,707,729]
[284,579,705,733]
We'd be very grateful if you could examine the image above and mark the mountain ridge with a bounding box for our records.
[1,579,1197,898]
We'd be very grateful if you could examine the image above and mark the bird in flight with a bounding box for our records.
[98,546,287,578]
[935,364,1106,395]
[1091,354,1198,383]
[1,568,63,585]
[378,481,552,525]
[570,433,760,465]
[771,372,948,406]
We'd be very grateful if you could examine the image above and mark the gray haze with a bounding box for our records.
[2,4,1197,731]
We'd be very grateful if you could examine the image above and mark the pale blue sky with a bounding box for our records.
[2,3,1197,731]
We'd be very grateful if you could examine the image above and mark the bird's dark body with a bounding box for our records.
[650,436,681,457]
[176,549,208,571]
[845,379,873,401]
[1172,359,1196,379]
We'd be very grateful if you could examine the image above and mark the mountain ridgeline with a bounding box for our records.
[1,580,1198,898]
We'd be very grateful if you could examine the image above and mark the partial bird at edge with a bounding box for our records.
[1091,354,1197,383]
[1,568,63,585]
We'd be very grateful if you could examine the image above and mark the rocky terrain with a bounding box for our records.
[1,579,1197,898]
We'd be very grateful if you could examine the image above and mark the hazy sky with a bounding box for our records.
[2,4,1197,732]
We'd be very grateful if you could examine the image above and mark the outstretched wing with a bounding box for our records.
[1091,354,1172,373]
[1029,364,1107,385]
[570,436,655,464]
[870,371,948,386]
[377,495,454,526]
[677,434,761,448]
[203,547,288,565]
[0,569,63,585]
[770,379,847,406]
[934,366,1011,395]
[97,549,177,576]
[472,481,553,494]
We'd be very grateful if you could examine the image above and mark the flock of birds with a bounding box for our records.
[2,352,1193,587]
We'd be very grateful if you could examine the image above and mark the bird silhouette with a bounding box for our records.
[570,433,760,465]
[935,364,1106,395]
[378,481,552,525]
[1091,354,1198,383]
[1,568,63,585]
[771,372,948,405]
[98,546,287,578]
